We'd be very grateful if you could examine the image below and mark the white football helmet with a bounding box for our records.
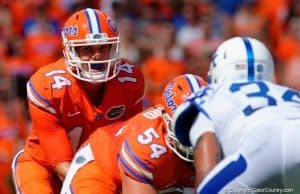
[62,8,120,83]
[208,37,274,84]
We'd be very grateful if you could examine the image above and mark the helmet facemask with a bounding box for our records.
[162,111,194,162]
[64,33,121,83]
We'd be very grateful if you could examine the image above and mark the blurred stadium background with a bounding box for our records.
[0,0,300,193]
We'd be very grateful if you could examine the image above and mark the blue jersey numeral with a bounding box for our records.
[230,82,300,116]
[230,82,277,116]
[282,90,300,104]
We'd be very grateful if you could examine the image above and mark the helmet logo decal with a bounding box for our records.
[212,52,219,62]
[256,64,264,72]
[86,33,108,40]
[105,105,125,120]
[235,64,246,70]
[108,18,117,32]
[62,26,78,36]
[163,82,177,113]
[75,155,86,164]
[256,64,264,80]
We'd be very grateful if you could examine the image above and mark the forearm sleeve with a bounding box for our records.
[29,103,73,168]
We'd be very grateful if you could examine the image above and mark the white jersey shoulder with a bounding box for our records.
[190,81,300,154]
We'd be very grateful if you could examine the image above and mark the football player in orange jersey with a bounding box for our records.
[61,74,207,194]
[11,8,144,194]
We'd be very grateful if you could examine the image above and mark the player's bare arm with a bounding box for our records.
[194,132,221,186]
[121,170,158,194]
[54,161,71,181]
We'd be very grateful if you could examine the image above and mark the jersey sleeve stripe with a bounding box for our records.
[118,142,153,181]
[124,140,152,171]
[118,154,153,184]
[27,81,57,114]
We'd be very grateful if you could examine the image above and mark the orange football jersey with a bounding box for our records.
[24,57,144,168]
[117,106,194,190]
[87,106,194,192]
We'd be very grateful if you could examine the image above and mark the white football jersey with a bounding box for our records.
[186,81,300,155]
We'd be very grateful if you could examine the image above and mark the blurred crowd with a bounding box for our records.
[0,0,300,193]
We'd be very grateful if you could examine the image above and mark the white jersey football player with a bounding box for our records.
[171,37,300,194]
